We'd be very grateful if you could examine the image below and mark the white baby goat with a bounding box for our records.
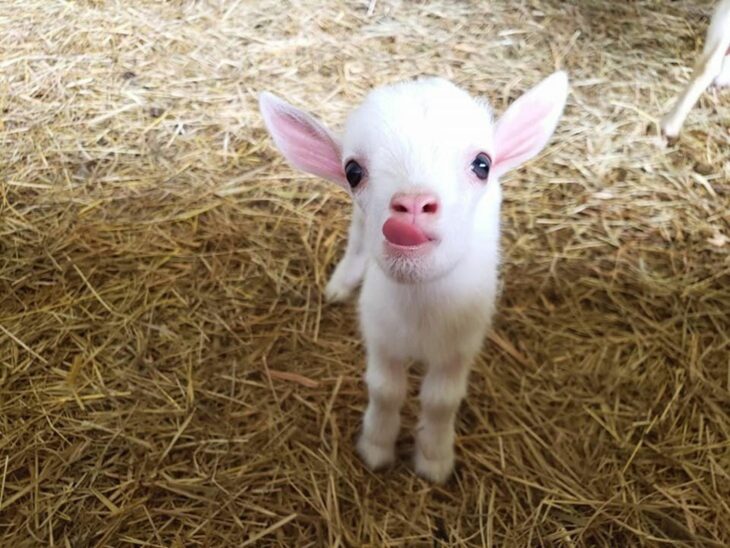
[661,0,730,138]
[259,72,569,483]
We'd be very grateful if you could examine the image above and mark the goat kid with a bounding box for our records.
[259,72,569,482]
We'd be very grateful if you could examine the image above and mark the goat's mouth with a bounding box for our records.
[382,237,439,260]
[382,218,438,257]
[383,239,438,257]
[378,240,441,284]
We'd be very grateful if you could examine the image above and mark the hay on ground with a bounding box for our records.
[1,0,729,545]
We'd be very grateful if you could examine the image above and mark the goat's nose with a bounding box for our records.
[389,193,439,216]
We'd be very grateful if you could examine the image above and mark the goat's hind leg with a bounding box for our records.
[713,52,730,87]
[661,40,728,138]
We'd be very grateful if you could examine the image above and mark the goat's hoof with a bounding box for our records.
[325,264,362,302]
[712,75,730,88]
[414,448,454,484]
[661,131,679,143]
[324,278,354,303]
[659,118,680,143]
[357,436,395,471]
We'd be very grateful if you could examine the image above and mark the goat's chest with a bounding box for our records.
[359,271,496,363]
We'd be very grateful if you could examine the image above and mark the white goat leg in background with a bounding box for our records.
[325,206,368,302]
[715,46,730,86]
[715,53,730,87]
[701,0,730,88]
[661,0,730,138]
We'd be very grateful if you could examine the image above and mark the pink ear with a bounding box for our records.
[492,71,569,178]
[259,92,347,189]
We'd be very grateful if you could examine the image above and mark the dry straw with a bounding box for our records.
[1,0,729,546]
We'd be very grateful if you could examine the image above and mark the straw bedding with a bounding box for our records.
[1,0,729,545]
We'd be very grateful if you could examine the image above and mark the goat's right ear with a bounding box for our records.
[259,92,348,190]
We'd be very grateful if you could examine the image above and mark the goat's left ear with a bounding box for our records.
[492,71,569,178]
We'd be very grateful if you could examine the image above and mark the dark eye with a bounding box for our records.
[471,153,491,181]
[345,160,364,188]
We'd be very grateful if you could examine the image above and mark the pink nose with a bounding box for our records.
[389,193,439,216]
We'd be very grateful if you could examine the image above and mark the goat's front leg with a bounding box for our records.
[415,356,472,483]
[357,349,408,470]
[661,41,728,138]
[325,205,368,302]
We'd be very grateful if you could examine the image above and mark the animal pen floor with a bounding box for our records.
[1,0,729,546]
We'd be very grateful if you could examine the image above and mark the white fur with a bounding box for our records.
[260,72,569,482]
[661,0,730,138]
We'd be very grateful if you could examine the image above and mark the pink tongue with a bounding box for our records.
[382,218,429,246]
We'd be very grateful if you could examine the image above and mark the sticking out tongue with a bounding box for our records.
[382,218,430,247]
